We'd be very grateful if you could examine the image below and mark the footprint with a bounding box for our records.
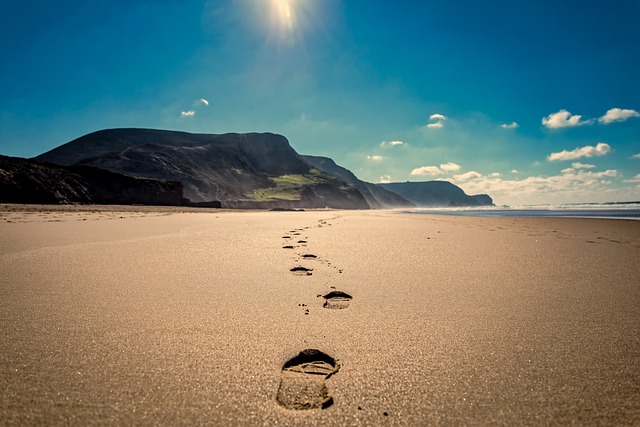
[298,240,307,244]
[276,349,339,410]
[283,245,295,249]
[323,291,352,309]
[291,266,313,276]
[301,254,317,259]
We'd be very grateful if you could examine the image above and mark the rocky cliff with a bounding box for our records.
[0,155,185,205]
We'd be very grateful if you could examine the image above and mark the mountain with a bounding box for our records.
[377,181,493,207]
[301,155,414,209]
[0,155,185,205]
[34,128,369,209]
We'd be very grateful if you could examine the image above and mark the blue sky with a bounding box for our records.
[1,0,639,205]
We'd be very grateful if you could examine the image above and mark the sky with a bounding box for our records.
[1,0,639,206]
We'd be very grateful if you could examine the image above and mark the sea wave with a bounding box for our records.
[403,202,640,220]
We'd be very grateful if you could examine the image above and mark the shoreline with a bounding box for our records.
[2,208,639,425]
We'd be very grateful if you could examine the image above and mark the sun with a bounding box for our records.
[264,0,312,45]
[239,0,324,50]
[272,0,295,32]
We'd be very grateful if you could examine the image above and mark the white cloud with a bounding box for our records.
[500,122,519,129]
[445,169,622,205]
[542,109,592,129]
[410,162,461,176]
[489,172,502,178]
[379,175,392,184]
[380,140,405,147]
[632,153,640,159]
[180,110,196,117]
[198,98,210,106]
[511,169,519,174]
[599,108,640,124]
[563,169,618,178]
[427,113,447,128]
[411,166,444,176]
[547,142,611,161]
[453,171,483,181]
[571,162,595,169]
[367,155,384,161]
[439,162,461,172]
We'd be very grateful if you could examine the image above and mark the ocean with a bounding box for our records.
[404,202,640,220]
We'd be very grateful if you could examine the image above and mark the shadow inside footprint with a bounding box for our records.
[277,349,339,410]
[323,291,352,309]
[290,266,313,276]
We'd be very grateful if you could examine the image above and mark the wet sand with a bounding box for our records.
[1,205,639,425]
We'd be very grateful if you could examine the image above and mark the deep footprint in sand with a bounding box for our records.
[290,266,313,276]
[276,349,339,410]
[322,291,353,309]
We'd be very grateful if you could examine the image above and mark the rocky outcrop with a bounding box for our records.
[377,181,493,207]
[0,155,185,205]
[302,155,414,209]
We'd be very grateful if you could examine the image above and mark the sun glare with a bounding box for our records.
[263,0,314,46]
[273,0,294,31]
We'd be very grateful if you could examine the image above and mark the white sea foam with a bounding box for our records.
[404,201,640,219]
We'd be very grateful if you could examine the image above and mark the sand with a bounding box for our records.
[1,205,639,425]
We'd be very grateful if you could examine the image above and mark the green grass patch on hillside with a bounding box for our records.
[252,172,326,201]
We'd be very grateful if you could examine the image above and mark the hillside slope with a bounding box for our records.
[36,129,369,209]
[302,155,414,209]
[378,181,493,207]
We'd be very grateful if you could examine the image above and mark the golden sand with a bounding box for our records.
[2,205,639,425]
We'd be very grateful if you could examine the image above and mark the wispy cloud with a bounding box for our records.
[547,142,611,161]
[367,155,384,161]
[571,162,596,169]
[380,140,405,147]
[379,175,392,183]
[542,109,592,129]
[500,122,519,129]
[632,153,640,159]
[180,98,209,118]
[624,173,640,184]
[427,113,447,128]
[599,108,640,124]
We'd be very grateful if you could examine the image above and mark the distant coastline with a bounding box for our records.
[404,201,640,220]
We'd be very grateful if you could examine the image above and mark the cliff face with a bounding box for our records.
[377,181,494,207]
[34,129,370,209]
[0,155,184,205]
[302,155,414,209]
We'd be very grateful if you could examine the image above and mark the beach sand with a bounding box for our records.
[1,205,639,425]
